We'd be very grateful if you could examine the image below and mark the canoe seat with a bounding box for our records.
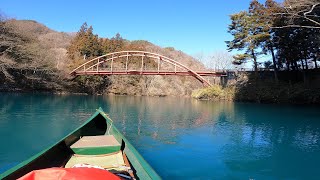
[70,135,121,155]
[65,151,126,171]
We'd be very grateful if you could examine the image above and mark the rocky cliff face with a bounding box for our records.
[0,20,206,96]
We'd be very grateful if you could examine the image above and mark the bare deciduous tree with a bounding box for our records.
[202,51,236,71]
[273,0,320,28]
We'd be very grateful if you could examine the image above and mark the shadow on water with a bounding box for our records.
[233,71,320,104]
[1,93,320,179]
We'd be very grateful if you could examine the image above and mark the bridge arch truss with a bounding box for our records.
[70,51,226,86]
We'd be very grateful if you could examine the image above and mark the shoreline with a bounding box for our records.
[1,88,319,105]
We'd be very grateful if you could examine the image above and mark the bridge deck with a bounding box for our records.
[74,71,227,76]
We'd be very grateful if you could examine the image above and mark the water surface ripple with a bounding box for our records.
[0,93,320,179]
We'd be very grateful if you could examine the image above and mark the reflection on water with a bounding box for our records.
[0,93,320,179]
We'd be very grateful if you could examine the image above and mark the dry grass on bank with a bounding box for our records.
[192,85,235,101]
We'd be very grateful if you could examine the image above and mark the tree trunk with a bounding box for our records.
[294,61,298,71]
[269,45,278,83]
[304,52,308,70]
[286,60,290,71]
[301,59,305,70]
[293,61,299,82]
[305,58,308,70]
[251,49,258,77]
[314,56,318,69]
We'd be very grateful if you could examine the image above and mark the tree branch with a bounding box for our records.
[304,3,320,16]
[272,2,320,29]
[270,24,320,29]
[304,16,320,26]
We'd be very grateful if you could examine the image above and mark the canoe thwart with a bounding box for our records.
[70,135,121,155]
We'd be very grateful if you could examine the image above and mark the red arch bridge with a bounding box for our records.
[70,51,227,86]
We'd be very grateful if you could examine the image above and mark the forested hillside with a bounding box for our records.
[0,19,205,96]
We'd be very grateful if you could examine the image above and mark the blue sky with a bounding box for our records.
[1,0,255,56]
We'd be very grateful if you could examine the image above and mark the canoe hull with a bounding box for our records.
[1,108,161,180]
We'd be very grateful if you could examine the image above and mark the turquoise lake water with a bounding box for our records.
[0,93,320,179]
